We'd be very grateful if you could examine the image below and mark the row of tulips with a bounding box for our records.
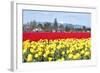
[23,38,91,62]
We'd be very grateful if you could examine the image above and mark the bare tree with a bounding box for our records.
[43,22,52,32]
[58,24,65,32]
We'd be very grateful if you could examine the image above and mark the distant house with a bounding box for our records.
[73,25,83,29]
[57,24,65,32]
[32,27,43,32]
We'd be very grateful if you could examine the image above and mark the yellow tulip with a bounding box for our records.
[80,50,85,55]
[48,57,52,61]
[61,51,65,55]
[51,50,55,55]
[30,48,34,53]
[84,51,90,56]
[73,53,81,60]
[23,48,27,54]
[67,50,70,54]
[68,54,73,59]
[43,53,47,58]
[35,54,39,58]
[38,47,43,51]
[38,51,42,56]
[46,50,50,55]
[27,54,33,62]
[61,57,65,61]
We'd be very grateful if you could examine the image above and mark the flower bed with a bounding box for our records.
[23,32,91,41]
[23,38,91,62]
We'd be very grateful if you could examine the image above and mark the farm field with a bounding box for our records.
[23,32,90,41]
[23,32,91,62]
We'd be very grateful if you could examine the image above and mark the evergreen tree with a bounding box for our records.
[53,18,58,32]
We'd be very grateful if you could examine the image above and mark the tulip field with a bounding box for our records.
[22,32,91,62]
[23,32,90,41]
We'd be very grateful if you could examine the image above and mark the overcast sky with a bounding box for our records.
[23,10,91,27]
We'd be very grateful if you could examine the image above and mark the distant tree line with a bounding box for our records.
[23,18,91,32]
